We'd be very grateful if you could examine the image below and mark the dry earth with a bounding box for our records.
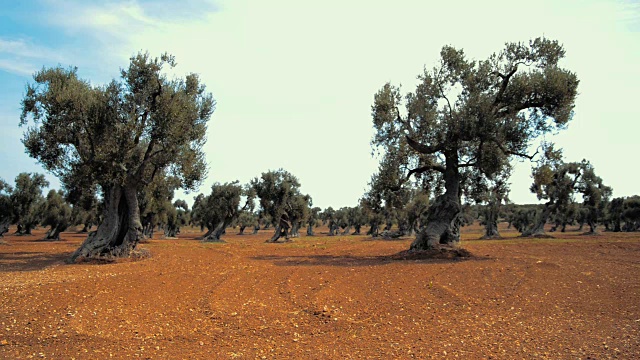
[1,224,639,359]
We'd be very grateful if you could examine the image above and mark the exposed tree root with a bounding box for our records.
[392,246,472,260]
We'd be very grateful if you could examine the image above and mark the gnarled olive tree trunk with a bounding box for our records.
[203,221,227,242]
[481,203,501,239]
[0,219,10,238]
[522,203,553,237]
[410,157,462,250]
[367,222,380,237]
[289,222,301,238]
[306,224,315,236]
[69,184,142,262]
[328,222,338,236]
[44,224,68,241]
[267,216,290,243]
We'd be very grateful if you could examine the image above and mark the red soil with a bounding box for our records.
[1,224,638,359]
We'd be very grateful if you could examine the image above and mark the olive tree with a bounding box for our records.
[251,169,303,242]
[236,211,258,235]
[622,196,640,231]
[42,189,73,241]
[164,199,190,238]
[371,38,578,251]
[195,181,254,242]
[10,173,49,235]
[20,53,214,261]
[320,207,338,236]
[68,187,100,233]
[306,206,321,236]
[0,179,12,239]
[576,162,611,234]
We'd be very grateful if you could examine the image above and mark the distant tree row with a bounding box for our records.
[13,40,638,260]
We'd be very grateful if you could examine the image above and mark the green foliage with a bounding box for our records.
[0,179,13,237]
[236,211,259,233]
[42,189,73,239]
[622,196,640,231]
[251,169,307,239]
[370,38,578,243]
[193,181,255,238]
[68,186,100,231]
[10,173,49,234]
[165,199,191,237]
[20,52,215,205]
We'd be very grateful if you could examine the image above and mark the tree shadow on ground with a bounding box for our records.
[0,251,73,272]
[251,252,489,267]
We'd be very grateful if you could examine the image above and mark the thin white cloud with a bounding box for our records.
[0,38,68,76]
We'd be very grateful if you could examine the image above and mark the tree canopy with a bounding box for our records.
[251,169,306,242]
[371,38,579,250]
[20,52,215,261]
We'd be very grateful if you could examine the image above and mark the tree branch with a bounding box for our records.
[395,106,414,137]
[492,66,518,109]
[490,137,539,160]
[405,135,442,155]
[389,163,445,192]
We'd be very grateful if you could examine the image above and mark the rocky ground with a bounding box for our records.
[1,224,638,359]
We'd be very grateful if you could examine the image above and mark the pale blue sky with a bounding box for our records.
[1,0,638,208]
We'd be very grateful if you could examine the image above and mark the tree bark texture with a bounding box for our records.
[523,203,553,237]
[410,154,462,250]
[367,222,379,237]
[266,217,290,243]
[44,224,67,241]
[203,221,227,242]
[0,219,9,238]
[69,185,142,262]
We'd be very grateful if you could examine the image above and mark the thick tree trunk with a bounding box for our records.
[367,222,379,237]
[0,219,10,238]
[481,220,501,239]
[238,225,246,235]
[266,224,288,242]
[352,225,361,235]
[585,221,598,234]
[252,225,260,234]
[69,184,143,262]
[44,224,67,241]
[411,154,462,250]
[203,221,227,242]
[266,217,290,243]
[290,223,300,238]
[16,224,34,236]
[522,203,553,237]
[198,225,214,240]
[306,224,315,236]
[341,226,352,235]
[164,225,179,238]
[328,222,338,236]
